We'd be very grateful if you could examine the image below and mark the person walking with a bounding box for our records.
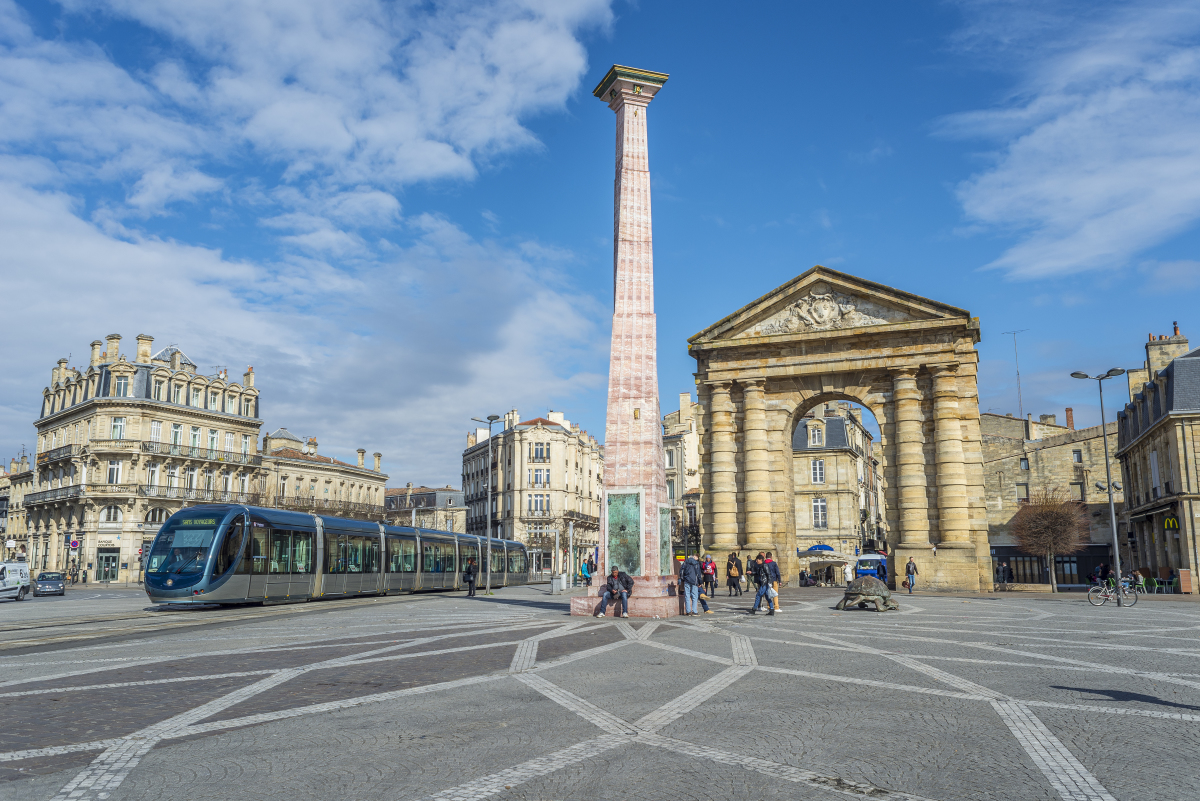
[904,557,918,594]
[463,557,478,597]
[726,552,742,596]
[580,560,591,588]
[843,561,855,587]
[765,551,782,612]
[679,555,703,616]
[750,555,774,616]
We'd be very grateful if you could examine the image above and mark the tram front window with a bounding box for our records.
[147,514,222,575]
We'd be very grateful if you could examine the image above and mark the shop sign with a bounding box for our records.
[1164,516,1180,531]
[98,539,116,547]
[4,540,14,549]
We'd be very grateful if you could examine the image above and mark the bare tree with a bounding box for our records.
[1011,488,1090,592]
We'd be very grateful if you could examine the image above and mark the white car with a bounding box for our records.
[0,562,31,601]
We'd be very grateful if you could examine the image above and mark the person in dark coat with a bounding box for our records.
[765,551,782,612]
[750,556,774,616]
[726,552,743,596]
[599,567,634,618]
[463,557,478,597]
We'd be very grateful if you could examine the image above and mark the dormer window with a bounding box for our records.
[190,386,201,406]
[114,376,128,397]
[810,427,823,447]
[210,391,219,409]
[171,383,182,404]
[153,380,164,401]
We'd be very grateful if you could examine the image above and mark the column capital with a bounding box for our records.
[928,363,960,378]
[739,377,766,391]
[890,366,919,379]
[708,380,734,393]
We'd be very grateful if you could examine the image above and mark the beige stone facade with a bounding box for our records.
[258,429,388,518]
[662,393,701,543]
[18,335,387,583]
[1116,327,1200,592]
[384,484,466,532]
[982,411,1124,586]
[791,401,886,554]
[688,266,991,591]
[463,410,603,561]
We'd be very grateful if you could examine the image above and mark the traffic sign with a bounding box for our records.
[69,539,79,549]
[138,548,143,555]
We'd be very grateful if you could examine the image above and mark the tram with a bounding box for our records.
[143,504,531,605]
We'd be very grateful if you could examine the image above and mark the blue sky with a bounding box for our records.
[3,0,1200,484]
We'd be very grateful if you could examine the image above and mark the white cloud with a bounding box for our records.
[943,2,1200,278]
[0,0,616,482]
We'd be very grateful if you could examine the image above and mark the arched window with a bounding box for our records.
[145,508,167,523]
[102,505,123,523]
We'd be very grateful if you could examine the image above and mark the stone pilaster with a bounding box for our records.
[708,380,739,551]
[892,369,930,547]
[932,365,971,547]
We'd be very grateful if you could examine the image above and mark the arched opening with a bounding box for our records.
[145,507,167,523]
[789,395,888,565]
[101,505,122,524]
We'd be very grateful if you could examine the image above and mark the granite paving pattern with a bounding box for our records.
[1,585,1197,801]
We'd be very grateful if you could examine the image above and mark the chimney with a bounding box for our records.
[307,437,318,455]
[679,392,691,414]
[105,334,121,362]
[170,351,182,371]
[1175,321,1181,337]
[9,458,16,474]
[20,456,28,471]
[1065,407,1075,430]
[373,452,382,472]
[1146,325,1190,374]
[90,340,103,367]
[135,334,153,363]
[243,366,254,388]
[54,358,67,385]
[357,448,365,468]
[467,431,477,447]
[1039,414,1057,426]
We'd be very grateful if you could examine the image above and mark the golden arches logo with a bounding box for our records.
[1164,516,1180,530]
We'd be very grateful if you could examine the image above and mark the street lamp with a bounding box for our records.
[1071,368,1127,605]
[472,414,501,596]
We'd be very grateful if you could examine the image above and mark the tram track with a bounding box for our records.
[0,593,449,655]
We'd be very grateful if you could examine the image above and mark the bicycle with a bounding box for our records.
[1087,581,1138,607]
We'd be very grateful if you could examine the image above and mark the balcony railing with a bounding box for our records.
[527,456,550,463]
[521,508,553,519]
[88,439,139,451]
[24,483,137,505]
[141,441,263,466]
[36,445,80,464]
[139,485,258,503]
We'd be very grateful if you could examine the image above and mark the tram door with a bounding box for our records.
[266,528,292,599]
[421,539,442,589]
[323,533,346,595]
[246,522,269,599]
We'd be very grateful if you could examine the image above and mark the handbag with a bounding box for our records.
[766,586,778,599]
[902,580,909,589]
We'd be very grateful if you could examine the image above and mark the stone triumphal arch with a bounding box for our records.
[688,266,991,592]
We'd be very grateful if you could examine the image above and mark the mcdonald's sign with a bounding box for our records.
[1164,516,1180,531]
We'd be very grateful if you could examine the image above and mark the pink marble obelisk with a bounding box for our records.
[570,65,676,617]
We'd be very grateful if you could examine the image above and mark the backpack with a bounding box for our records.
[728,563,739,577]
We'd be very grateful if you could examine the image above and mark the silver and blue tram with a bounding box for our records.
[143,505,531,604]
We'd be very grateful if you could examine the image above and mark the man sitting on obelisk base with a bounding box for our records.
[598,567,634,618]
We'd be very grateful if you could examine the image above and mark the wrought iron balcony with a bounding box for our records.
[24,483,137,506]
[36,445,80,464]
[520,508,553,519]
[141,441,262,466]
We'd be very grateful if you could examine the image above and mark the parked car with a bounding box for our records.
[33,571,66,597]
[0,562,31,601]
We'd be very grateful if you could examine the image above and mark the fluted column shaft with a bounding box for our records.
[932,365,971,545]
[892,369,930,546]
[741,379,772,545]
[709,381,739,550]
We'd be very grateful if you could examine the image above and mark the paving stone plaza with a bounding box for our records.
[2,587,1197,801]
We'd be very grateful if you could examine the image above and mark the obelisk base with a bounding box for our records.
[570,575,683,617]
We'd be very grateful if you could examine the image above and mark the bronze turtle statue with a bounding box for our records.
[835,575,900,611]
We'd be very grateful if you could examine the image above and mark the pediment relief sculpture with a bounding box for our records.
[739,284,910,337]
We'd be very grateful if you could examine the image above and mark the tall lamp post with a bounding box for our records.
[1070,368,1127,605]
[472,414,501,596]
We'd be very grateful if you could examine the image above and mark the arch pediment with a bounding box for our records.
[689,265,972,345]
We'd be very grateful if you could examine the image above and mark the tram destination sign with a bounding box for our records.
[181,518,218,526]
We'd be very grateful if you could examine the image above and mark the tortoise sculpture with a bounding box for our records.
[835,575,900,611]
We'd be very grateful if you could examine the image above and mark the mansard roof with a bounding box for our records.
[151,345,197,367]
[267,427,304,443]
